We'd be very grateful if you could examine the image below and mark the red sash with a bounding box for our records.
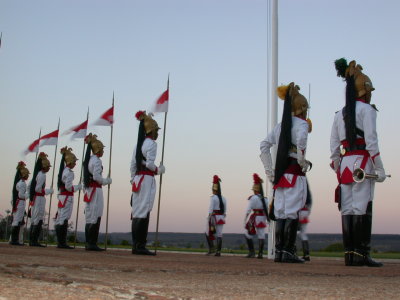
[84,182,102,203]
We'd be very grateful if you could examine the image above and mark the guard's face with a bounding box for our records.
[68,161,77,169]
[42,166,50,173]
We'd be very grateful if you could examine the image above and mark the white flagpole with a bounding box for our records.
[73,108,89,248]
[45,118,60,246]
[154,75,169,254]
[267,0,279,260]
[104,94,114,250]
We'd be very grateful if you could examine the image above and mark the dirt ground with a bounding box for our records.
[1,244,399,300]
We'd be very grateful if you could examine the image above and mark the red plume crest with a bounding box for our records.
[213,175,220,184]
[18,161,26,167]
[253,173,262,184]
[135,110,146,121]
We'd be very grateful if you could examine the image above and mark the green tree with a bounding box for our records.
[120,239,130,246]
[322,243,344,252]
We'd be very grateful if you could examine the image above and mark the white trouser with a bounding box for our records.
[12,200,26,226]
[274,175,307,219]
[85,187,104,224]
[245,226,266,240]
[298,223,308,241]
[55,195,74,225]
[340,181,374,215]
[340,154,375,215]
[31,196,46,225]
[215,224,224,238]
[131,175,156,218]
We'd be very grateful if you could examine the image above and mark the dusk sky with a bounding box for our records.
[1,0,399,235]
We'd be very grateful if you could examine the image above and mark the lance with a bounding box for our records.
[45,118,60,246]
[104,93,114,250]
[23,128,41,244]
[154,75,169,254]
[73,108,89,248]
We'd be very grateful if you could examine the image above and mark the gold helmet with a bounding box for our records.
[212,175,221,191]
[277,82,309,119]
[135,110,160,134]
[38,152,51,169]
[252,173,263,192]
[335,58,375,101]
[16,161,30,178]
[60,146,78,165]
[85,133,104,155]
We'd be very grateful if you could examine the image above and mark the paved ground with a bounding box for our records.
[1,244,399,299]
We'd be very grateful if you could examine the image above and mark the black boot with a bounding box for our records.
[352,215,365,266]
[215,237,222,256]
[9,226,23,246]
[205,234,215,255]
[31,221,45,247]
[245,238,255,258]
[342,215,354,266]
[257,239,265,259]
[274,219,285,262]
[29,225,34,246]
[85,223,90,250]
[58,220,73,249]
[302,240,310,261]
[135,217,155,255]
[360,210,383,267]
[55,224,62,247]
[131,218,138,254]
[86,218,104,251]
[282,219,304,263]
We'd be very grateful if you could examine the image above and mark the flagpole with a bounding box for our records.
[154,75,169,254]
[267,0,278,260]
[45,118,60,247]
[104,94,114,250]
[73,108,89,248]
[24,128,42,245]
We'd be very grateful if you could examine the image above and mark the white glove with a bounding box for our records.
[330,160,339,173]
[102,177,112,185]
[74,184,83,191]
[373,155,386,183]
[45,188,54,195]
[297,149,311,173]
[157,164,165,175]
[260,152,274,181]
[24,192,30,200]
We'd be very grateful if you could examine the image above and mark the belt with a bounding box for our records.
[136,170,156,177]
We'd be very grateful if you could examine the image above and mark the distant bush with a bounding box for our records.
[120,240,130,246]
[322,243,344,252]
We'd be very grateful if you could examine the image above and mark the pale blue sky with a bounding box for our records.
[1,0,399,234]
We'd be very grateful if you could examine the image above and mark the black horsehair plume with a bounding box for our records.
[334,58,348,78]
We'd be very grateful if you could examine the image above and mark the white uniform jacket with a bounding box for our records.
[260,116,309,219]
[130,137,159,218]
[12,179,27,226]
[208,194,227,225]
[31,171,48,225]
[245,195,268,228]
[84,155,106,224]
[330,101,381,215]
[55,167,75,225]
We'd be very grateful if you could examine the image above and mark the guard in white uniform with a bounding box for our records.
[55,147,82,249]
[331,58,387,267]
[260,82,311,263]
[29,152,54,247]
[10,162,30,246]
[131,111,165,256]
[244,174,268,259]
[83,134,112,251]
[205,175,227,257]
